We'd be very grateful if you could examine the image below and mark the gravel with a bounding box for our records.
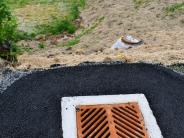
[0,69,31,93]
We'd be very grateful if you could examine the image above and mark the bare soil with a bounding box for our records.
[17,0,184,69]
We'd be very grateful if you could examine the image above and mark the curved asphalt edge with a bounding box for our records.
[0,63,184,138]
[0,61,125,94]
[1,62,184,94]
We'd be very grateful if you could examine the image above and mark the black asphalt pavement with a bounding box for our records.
[0,63,184,138]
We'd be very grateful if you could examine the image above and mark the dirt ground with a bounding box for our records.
[16,0,184,69]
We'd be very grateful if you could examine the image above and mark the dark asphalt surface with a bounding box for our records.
[0,63,184,138]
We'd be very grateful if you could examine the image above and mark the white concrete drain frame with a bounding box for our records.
[61,94,163,138]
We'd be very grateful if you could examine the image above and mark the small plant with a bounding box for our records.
[79,0,86,9]
[133,0,148,8]
[65,38,80,47]
[15,31,36,41]
[38,43,45,49]
[37,18,77,35]
[165,2,184,14]
[10,43,22,62]
[69,2,80,20]
[0,1,17,43]
[0,0,19,61]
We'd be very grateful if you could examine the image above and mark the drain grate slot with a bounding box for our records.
[76,103,149,138]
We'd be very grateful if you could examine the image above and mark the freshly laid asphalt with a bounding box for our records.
[0,63,184,138]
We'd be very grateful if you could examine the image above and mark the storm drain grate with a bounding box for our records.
[76,103,149,138]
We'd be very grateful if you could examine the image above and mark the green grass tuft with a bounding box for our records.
[69,2,80,20]
[15,31,36,41]
[65,38,80,47]
[165,2,184,14]
[37,18,77,35]
[133,0,148,8]
[79,0,86,9]
[38,43,45,49]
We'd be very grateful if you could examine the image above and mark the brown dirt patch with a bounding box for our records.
[17,0,184,69]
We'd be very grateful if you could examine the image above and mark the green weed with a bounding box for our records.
[0,0,19,61]
[165,2,184,14]
[38,43,45,49]
[10,43,23,62]
[68,1,80,20]
[65,38,80,47]
[79,0,86,9]
[133,0,148,8]
[15,31,36,41]
[37,18,77,35]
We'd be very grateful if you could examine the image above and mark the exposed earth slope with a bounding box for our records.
[17,0,184,69]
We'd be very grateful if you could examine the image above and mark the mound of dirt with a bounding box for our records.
[17,0,184,69]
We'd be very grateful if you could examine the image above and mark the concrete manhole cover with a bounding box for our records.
[61,94,163,138]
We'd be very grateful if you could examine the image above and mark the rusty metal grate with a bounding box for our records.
[76,103,149,138]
